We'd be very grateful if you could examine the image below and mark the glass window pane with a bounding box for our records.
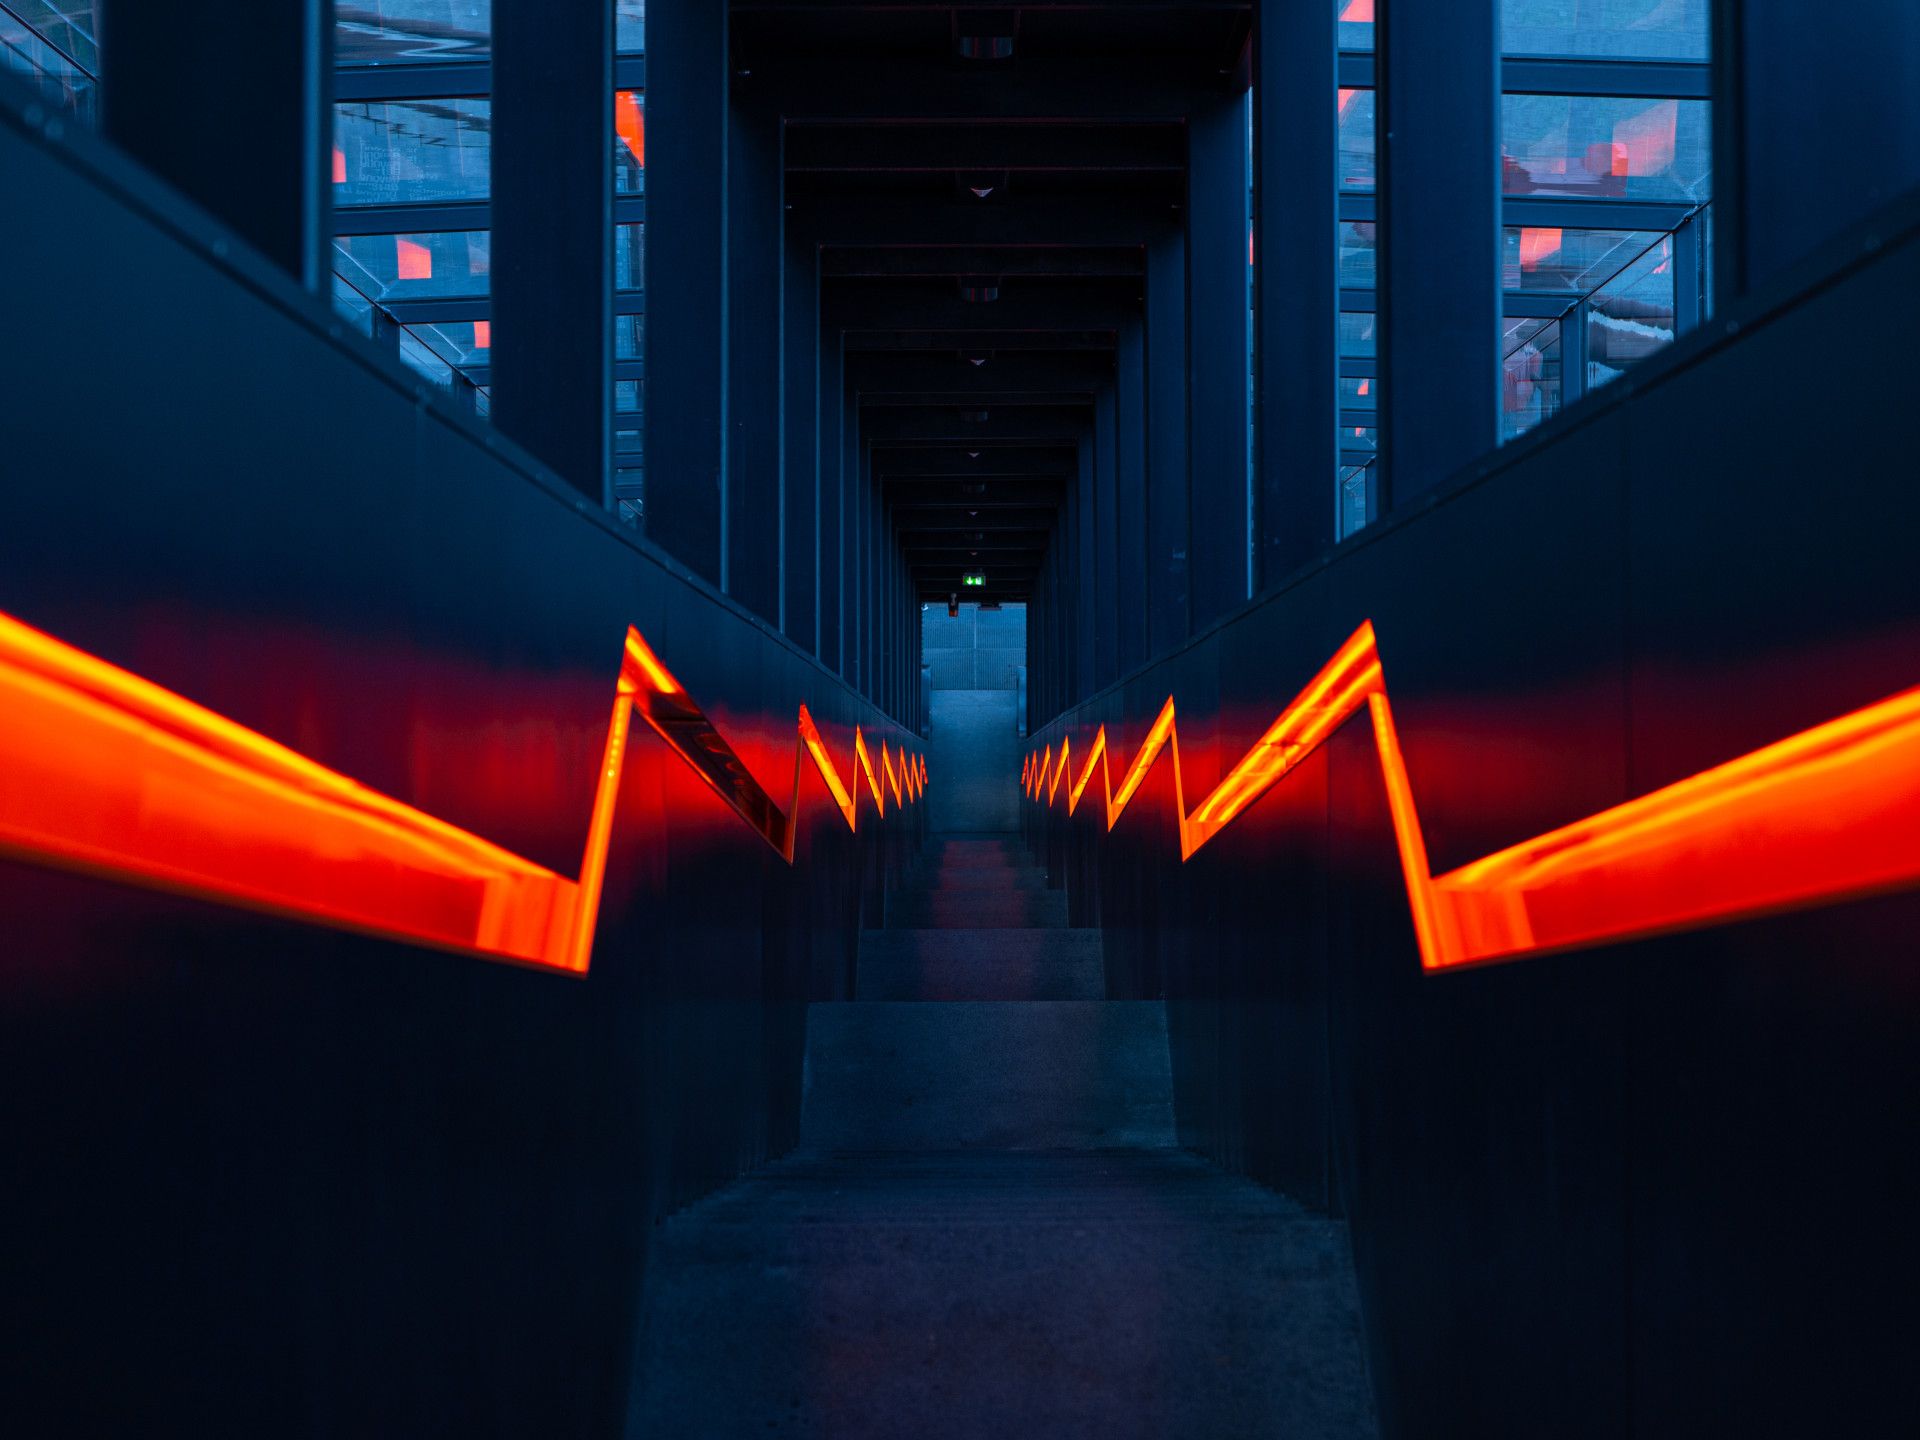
[1338,0,1374,52]
[410,319,491,367]
[1341,425,1378,453]
[1502,315,1563,441]
[1338,87,1374,192]
[1340,376,1377,411]
[334,99,491,206]
[615,313,645,360]
[1338,220,1375,287]
[1587,233,1676,389]
[1502,0,1708,61]
[617,1,645,53]
[6,1,98,72]
[1339,311,1376,359]
[1,4,97,120]
[616,222,645,293]
[337,1,490,65]
[330,275,376,338]
[615,90,645,193]
[1503,225,1662,292]
[332,230,491,300]
[399,326,457,389]
[1339,463,1374,539]
[1503,95,1711,202]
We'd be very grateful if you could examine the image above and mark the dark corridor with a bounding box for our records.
[3,2,1920,1437]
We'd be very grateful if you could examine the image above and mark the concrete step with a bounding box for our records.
[924,838,1028,865]
[631,1150,1379,1439]
[920,866,1048,888]
[800,1000,1172,1152]
[857,928,1104,1000]
[886,889,1067,929]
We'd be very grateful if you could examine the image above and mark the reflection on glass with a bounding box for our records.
[398,326,457,389]
[1,2,97,119]
[617,1,646,53]
[1502,315,1563,441]
[6,1,97,71]
[616,379,644,418]
[615,90,645,193]
[1503,95,1710,201]
[332,231,490,300]
[337,1,490,65]
[1504,226,1661,292]
[1587,234,1675,389]
[1338,221,1375,287]
[1339,311,1376,358]
[334,99,491,206]
[1338,0,1373,52]
[1342,424,1378,454]
[1339,463,1374,540]
[1503,0,1707,60]
[1340,376,1377,411]
[615,313,645,360]
[1338,88,1374,192]
[410,319,491,367]
[616,223,645,292]
[331,275,376,339]
[1338,0,1706,59]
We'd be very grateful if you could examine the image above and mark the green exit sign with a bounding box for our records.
[963,573,986,587]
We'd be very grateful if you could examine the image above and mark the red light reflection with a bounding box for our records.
[0,610,922,976]
[1025,621,1920,971]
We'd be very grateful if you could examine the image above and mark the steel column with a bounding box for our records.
[99,0,331,290]
[491,0,612,504]
[1144,226,1190,657]
[645,1,728,581]
[1187,84,1252,628]
[1254,0,1338,576]
[1377,0,1501,504]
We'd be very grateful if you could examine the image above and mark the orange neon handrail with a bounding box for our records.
[0,609,923,976]
[1024,620,1920,971]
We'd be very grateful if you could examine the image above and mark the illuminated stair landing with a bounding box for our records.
[629,836,1379,1438]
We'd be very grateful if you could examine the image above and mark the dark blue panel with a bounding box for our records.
[784,237,820,655]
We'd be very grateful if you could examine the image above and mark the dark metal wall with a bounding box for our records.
[0,89,920,1437]
[1026,191,1920,1436]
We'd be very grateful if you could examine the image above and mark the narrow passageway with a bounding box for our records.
[632,798,1378,1435]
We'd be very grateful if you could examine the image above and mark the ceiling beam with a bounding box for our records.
[753,57,1234,123]
[822,246,1144,280]
[860,407,1090,444]
[794,195,1178,249]
[787,123,1183,174]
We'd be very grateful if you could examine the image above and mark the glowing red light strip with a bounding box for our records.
[1025,620,1920,971]
[0,609,923,976]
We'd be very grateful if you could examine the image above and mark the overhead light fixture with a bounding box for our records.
[966,450,982,460]
[969,184,995,199]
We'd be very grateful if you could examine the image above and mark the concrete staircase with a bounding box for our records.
[629,834,1378,1438]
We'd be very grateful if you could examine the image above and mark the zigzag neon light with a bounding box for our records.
[1024,620,1920,971]
[0,609,923,976]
